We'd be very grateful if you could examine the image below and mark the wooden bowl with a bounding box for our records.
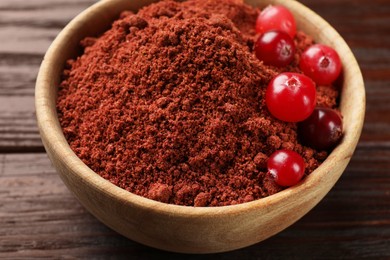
[35,0,365,254]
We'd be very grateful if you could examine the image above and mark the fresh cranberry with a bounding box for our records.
[298,107,343,151]
[267,149,305,187]
[255,5,296,38]
[254,30,295,67]
[266,72,316,122]
[299,44,342,85]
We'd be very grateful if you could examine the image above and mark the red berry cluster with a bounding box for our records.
[254,5,343,187]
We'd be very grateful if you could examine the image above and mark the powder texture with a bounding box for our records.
[57,0,339,206]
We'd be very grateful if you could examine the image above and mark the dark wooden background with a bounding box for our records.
[1,0,389,258]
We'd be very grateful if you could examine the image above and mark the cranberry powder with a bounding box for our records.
[57,0,339,206]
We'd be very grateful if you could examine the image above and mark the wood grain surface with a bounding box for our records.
[1,0,389,258]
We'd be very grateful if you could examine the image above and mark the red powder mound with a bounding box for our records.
[57,0,338,206]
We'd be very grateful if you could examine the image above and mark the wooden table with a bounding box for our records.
[1,0,389,258]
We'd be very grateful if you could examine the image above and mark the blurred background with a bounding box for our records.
[0,0,389,258]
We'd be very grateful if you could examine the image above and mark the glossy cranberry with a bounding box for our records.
[267,149,305,187]
[266,72,316,122]
[255,5,296,38]
[300,44,342,85]
[298,107,343,151]
[254,30,295,67]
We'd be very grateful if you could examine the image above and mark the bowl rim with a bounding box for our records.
[35,0,365,217]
